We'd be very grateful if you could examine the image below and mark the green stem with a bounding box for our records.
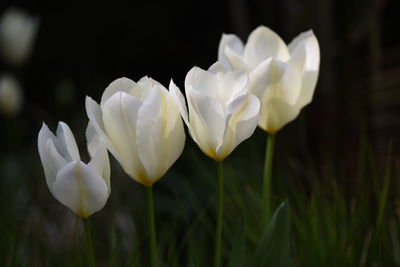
[214,161,224,267]
[84,218,96,267]
[146,186,158,267]
[262,133,276,225]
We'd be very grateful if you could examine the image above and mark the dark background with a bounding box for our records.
[1,0,400,162]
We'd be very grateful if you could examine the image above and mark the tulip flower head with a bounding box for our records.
[86,77,185,186]
[170,62,260,161]
[218,26,320,133]
[0,7,39,66]
[37,122,110,218]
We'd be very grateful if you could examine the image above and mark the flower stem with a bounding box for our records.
[146,186,158,267]
[214,161,224,267]
[83,218,96,267]
[262,133,276,225]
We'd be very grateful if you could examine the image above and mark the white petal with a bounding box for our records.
[249,58,301,106]
[55,122,80,161]
[88,142,110,193]
[164,110,185,173]
[208,61,229,74]
[86,121,99,158]
[169,80,201,145]
[218,94,260,158]
[184,66,219,99]
[136,87,165,185]
[38,122,56,164]
[258,97,301,133]
[217,70,248,105]
[187,88,225,159]
[38,123,67,195]
[225,46,249,70]
[218,33,244,69]
[137,76,162,92]
[44,139,69,196]
[243,26,290,67]
[161,88,186,171]
[46,138,68,170]
[248,58,273,98]
[85,96,119,160]
[288,30,320,72]
[52,161,109,218]
[296,70,319,107]
[229,94,260,145]
[288,30,320,107]
[100,77,136,107]
[102,92,146,180]
[169,80,189,125]
[279,63,302,105]
[135,84,185,186]
[248,59,302,132]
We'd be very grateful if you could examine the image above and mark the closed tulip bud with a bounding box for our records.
[38,122,110,218]
[218,26,320,133]
[0,7,39,66]
[0,73,22,116]
[170,62,260,161]
[85,77,185,186]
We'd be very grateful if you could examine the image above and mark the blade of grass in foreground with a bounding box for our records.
[376,142,392,234]
[252,201,292,267]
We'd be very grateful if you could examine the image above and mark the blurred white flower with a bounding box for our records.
[170,62,260,161]
[38,122,110,218]
[86,77,186,186]
[0,7,39,66]
[0,73,22,116]
[219,26,320,133]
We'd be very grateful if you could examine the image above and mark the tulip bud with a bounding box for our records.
[0,7,39,66]
[37,122,110,218]
[218,26,320,133]
[170,62,260,161]
[86,77,185,186]
[0,73,22,116]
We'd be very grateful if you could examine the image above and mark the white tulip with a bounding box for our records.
[0,73,22,116]
[170,62,260,161]
[38,122,110,218]
[218,26,320,133]
[0,7,39,66]
[85,76,185,186]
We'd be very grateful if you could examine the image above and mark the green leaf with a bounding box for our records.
[251,201,293,267]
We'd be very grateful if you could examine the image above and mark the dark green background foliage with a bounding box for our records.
[1,0,400,266]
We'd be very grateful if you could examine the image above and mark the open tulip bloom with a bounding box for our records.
[218,25,320,133]
[85,76,185,187]
[170,62,260,267]
[38,122,110,218]
[86,76,186,267]
[170,62,260,161]
[218,25,320,225]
